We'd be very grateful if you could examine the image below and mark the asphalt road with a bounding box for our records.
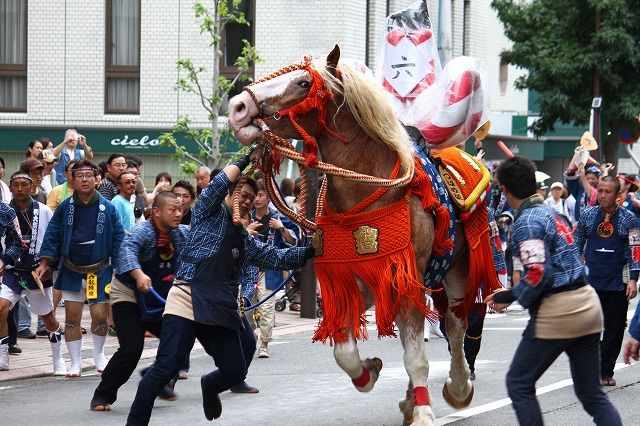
[2,302,640,425]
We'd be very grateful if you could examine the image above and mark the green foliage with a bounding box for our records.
[492,0,640,164]
[163,0,262,172]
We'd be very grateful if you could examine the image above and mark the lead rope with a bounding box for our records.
[231,124,414,232]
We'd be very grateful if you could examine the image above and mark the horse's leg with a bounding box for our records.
[441,244,474,408]
[333,281,382,393]
[398,306,435,426]
[333,333,382,392]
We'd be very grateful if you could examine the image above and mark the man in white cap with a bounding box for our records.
[544,182,565,215]
[38,149,58,197]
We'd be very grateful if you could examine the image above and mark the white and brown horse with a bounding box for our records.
[229,46,492,426]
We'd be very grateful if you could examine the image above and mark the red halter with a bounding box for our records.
[244,57,346,168]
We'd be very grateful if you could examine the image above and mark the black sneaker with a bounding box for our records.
[17,328,36,339]
[201,376,222,420]
[8,345,22,355]
[36,330,48,337]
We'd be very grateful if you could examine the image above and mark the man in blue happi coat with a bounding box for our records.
[37,160,125,377]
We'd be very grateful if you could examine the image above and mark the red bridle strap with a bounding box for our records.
[244,57,347,168]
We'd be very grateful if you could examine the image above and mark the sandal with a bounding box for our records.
[601,377,616,386]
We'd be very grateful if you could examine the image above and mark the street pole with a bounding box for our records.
[300,167,318,319]
[592,7,601,161]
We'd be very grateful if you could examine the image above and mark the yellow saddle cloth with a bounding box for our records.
[431,147,491,212]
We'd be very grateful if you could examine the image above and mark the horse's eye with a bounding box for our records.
[299,80,311,89]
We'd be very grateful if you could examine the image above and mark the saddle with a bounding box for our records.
[430,147,491,215]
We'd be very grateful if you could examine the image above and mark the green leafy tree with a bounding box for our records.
[160,0,261,174]
[492,0,640,166]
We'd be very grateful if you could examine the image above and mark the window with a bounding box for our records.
[462,0,470,56]
[0,0,27,112]
[220,0,254,80]
[499,55,508,95]
[105,0,140,114]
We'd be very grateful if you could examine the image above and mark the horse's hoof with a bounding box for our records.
[410,405,435,426]
[442,381,474,408]
[399,398,413,425]
[352,358,383,393]
[363,357,383,375]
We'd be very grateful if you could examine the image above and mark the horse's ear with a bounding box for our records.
[326,45,340,77]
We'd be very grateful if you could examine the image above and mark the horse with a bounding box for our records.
[228,45,493,426]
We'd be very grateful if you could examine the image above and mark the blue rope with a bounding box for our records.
[138,288,167,316]
[138,272,298,315]
[243,271,296,312]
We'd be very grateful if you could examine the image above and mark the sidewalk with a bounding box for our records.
[0,306,319,382]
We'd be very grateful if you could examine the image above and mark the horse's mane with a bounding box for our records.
[314,59,414,172]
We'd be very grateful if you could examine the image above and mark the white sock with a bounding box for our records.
[92,334,108,372]
[66,339,82,376]
[50,328,66,375]
[0,338,9,370]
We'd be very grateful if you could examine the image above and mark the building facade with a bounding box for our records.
[0,0,545,185]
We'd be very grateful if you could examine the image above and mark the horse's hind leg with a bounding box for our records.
[398,307,435,426]
[333,334,382,392]
[441,259,474,408]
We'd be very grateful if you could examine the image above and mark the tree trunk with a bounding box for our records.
[603,126,621,170]
[210,2,221,169]
[300,167,319,319]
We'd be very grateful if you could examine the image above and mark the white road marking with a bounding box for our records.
[435,362,633,425]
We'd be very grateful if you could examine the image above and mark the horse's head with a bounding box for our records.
[228,46,342,150]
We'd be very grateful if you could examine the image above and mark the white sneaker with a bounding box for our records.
[258,343,269,358]
[0,343,9,370]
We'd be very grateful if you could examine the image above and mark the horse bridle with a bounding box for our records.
[232,58,415,233]
[243,56,346,168]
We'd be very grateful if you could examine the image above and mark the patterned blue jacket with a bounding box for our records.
[575,205,640,286]
[506,198,586,310]
[630,303,640,340]
[0,202,24,266]
[116,221,190,275]
[175,170,311,295]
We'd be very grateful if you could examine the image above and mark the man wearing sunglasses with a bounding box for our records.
[111,171,139,233]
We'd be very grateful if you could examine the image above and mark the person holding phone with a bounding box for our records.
[52,128,94,184]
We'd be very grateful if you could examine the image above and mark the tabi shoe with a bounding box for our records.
[66,340,82,378]
[158,379,178,401]
[9,344,22,355]
[201,376,222,420]
[230,381,259,394]
[0,342,9,370]
[89,396,112,412]
[50,330,67,376]
[92,334,108,373]
[258,342,269,358]
[18,328,36,339]
[602,377,617,386]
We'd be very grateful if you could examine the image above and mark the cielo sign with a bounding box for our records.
[110,134,161,149]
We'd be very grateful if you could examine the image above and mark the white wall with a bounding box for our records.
[0,0,213,129]
[1,1,527,133]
